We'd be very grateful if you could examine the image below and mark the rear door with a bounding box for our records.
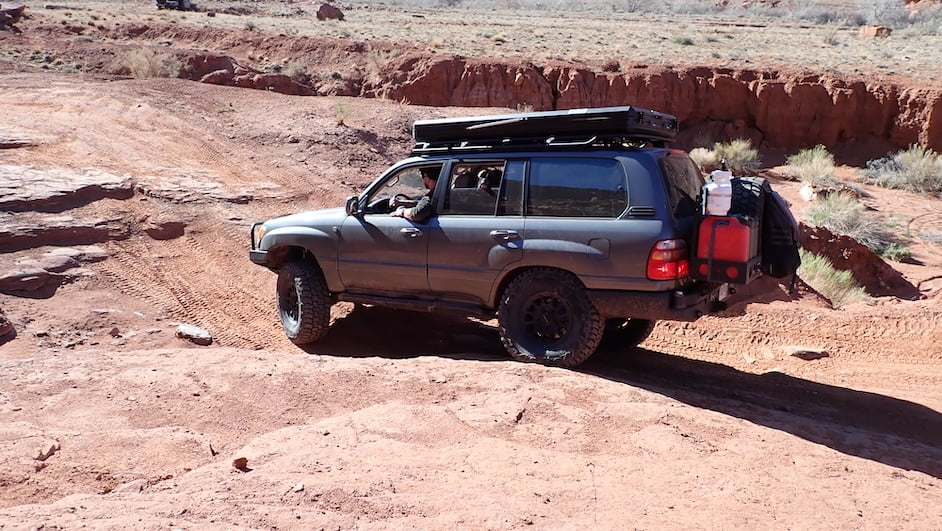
[520,155,661,291]
[427,159,526,306]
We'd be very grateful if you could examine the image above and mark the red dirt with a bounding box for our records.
[1,5,941,529]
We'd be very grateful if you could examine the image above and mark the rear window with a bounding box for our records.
[660,154,704,218]
[527,157,627,218]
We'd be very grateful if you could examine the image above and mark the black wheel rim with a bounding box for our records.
[522,293,572,343]
[277,276,300,326]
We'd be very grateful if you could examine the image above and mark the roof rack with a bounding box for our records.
[411,106,678,154]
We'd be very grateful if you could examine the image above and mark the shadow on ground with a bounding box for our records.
[301,304,942,479]
[584,349,942,480]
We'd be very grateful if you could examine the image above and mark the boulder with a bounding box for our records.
[316,3,344,21]
[860,25,892,39]
[176,323,213,346]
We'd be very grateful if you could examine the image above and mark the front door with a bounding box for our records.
[338,165,442,297]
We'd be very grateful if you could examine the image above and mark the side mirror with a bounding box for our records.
[345,195,360,216]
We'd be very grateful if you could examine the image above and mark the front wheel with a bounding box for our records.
[498,268,603,368]
[276,261,330,345]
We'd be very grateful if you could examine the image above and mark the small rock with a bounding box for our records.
[0,311,13,337]
[175,323,213,346]
[34,439,60,461]
[784,346,829,361]
[109,327,121,337]
[232,457,248,470]
[113,478,148,494]
[292,482,304,492]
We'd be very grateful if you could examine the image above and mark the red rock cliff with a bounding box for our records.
[363,54,941,155]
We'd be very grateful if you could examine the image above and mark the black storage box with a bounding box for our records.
[412,106,678,145]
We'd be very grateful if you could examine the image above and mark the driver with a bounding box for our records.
[391,167,439,222]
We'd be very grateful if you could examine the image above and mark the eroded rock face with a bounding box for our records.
[174,48,941,154]
[0,246,108,297]
[0,213,130,254]
[798,224,921,300]
[0,165,134,213]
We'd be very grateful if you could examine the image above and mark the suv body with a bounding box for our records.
[249,106,731,367]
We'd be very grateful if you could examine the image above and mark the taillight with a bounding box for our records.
[647,239,689,280]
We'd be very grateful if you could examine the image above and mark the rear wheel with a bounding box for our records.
[498,268,603,368]
[276,261,330,345]
[601,318,656,349]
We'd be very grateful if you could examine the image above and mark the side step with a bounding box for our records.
[336,293,492,318]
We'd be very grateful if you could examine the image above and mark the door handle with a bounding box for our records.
[400,227,424,238]
[490,230,520,241]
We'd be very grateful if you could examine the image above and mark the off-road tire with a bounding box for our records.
[498,268,603,368]
[728,177,767,220]
[601,318,656,349]
[276,261,330,345]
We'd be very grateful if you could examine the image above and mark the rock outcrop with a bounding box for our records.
[798,224,921,300]
[369,57,941,154]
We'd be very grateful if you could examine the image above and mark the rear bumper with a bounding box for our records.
[587,282,730,321]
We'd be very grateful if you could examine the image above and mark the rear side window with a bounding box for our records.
[527,157,627,218]
[660,154,704,218]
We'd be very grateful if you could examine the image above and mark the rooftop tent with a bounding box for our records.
[412,106,678,146]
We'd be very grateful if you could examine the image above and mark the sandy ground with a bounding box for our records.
[1,5,942,529]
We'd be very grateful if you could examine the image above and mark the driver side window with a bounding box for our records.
[364,167,430,214]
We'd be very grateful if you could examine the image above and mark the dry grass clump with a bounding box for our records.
[802,192,910,261]
[782,145,838,188]
[688,147,717,172]
[693,138,759,175]
[111,48,182,79]
[861,145,942,196]
[798,249,871,309]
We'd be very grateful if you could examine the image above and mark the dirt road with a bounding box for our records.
[1,52,941,531]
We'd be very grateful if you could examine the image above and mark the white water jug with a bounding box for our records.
[703,170,733,216]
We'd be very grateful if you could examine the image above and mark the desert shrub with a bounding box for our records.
[798,249,871,309]
[861,145,942,195]
[920,231,942,246]
[113,48,182,79]
[803,192,904,258]
[856,0,909,27]
[333,101,352,126]
[672,36,695,45]
[879,242,912,262]
[284,62,311,85]
[688,147,717,172]
[712,139,760,174]
[782,145,838,187]
[790,6,844,25]
[897,5,942,36]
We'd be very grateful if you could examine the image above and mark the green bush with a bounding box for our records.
[802,192,901,256]
[782,145,838,187]
[861,145,942,195]
[798,249,871,309]
[712,139,760,174]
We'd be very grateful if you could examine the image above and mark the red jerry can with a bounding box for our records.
[692,215,762,284]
